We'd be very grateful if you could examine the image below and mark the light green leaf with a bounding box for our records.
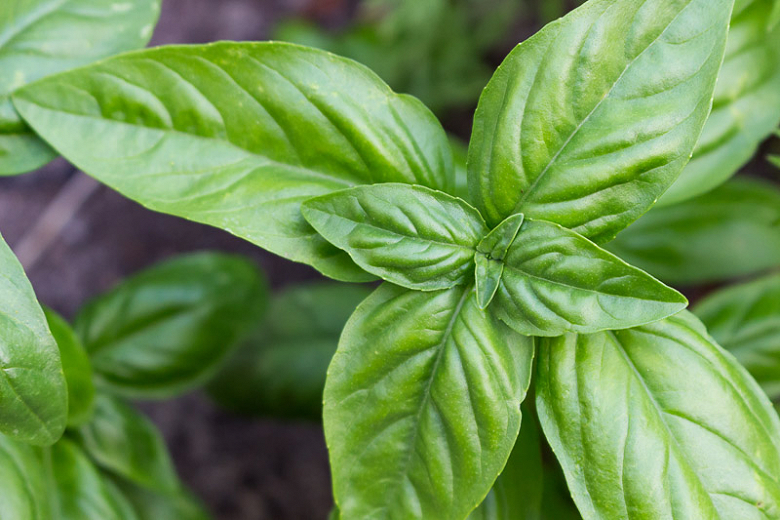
[490,218,687,337]
[607,177,780,285]
[0,232,66,445]
[468,404,543,520]
[302,184,487,290]
[110,476,210,520]
[475,255,503,311]
[74,252,267,399]
[73,394,178,493]
[695,273,780,400]
[0,0,162,176]
[50,438,139,520]
[660,0,780,204]
[44,308,94,428]
[468,0,733,243]
[13,42,453,281]
[771,0,780,28]
[207,282,371,421]
[0,434,51,519]
[474,213,525,310]
[537,311,780,520]
[324,283,535,520]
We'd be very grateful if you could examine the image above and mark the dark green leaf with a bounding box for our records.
[491,218,687,337]
[73,394,178,493]
[302,184,487,290]
[0,0,162,176]
[44,308,94,428]
[537,311,780,519]
[324,283,534,520]
[111,476,210,520]
[695,273,780,400]
[0,233,66,445]
[13,42,453,280]
[0,433,51,519]
[661,0,780,204]
[541,463,581,520]
[208,282,371,421]
[607,177,780,285]
[468,0,733,243]
[74,252,267,399]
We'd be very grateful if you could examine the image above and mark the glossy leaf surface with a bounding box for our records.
[0,0,161,175]
[607,177,780,284]
[0,233,66,445]
[74,252,267,398]
[695,274,780,400]
[468,0,733,243]
[491,218,687,337]
[0,434,50,519]
[74,394,178,492]
[537,312,780,520]
[302,184,487,290]
[208,282,371,421]
[661,0,780,204]
[13,42,453,280]
[44,308,94,428]
[324,283,534,520]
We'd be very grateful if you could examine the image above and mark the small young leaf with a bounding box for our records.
[302,184,487,290]
[474,213,525,309]
[477,213,525,261]
[207,282,372,421]
[468,0,733,243]
[537,312,780,520]
[695,274,780,400]
[491,218,687,337]
[0,434,51,519]
[13,42,453,280]
[324,283,534,520]
[44,308,95,428]
[607,177,780,284]
[73,394,179,493]
[74,252,267,399]
[475,255,503,310]
[0,233,66,445]
[0,0,162,176]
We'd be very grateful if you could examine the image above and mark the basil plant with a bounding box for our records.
[6,0,780,517]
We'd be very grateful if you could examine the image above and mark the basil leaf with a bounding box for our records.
[110,476,211,520]
[50,438,139,520]
[73,394,178,493]
[695,274,780,400]
[474,214,525,309]
[324,283,534,520]
[490,218,687,337]
[0,0,161,176]
[302,184,487,290]
[13,43,453,281]
[74,252,267,399]
[468,0,733,243]
[0,434,51,519]
[607,177,780,284]
[771,0,780,28]
[44,308,94,428]
[0,233,66,445]
[468,404,543,520]
[661,0,780,204]
[537,311,780,519]
[207,282,371,421]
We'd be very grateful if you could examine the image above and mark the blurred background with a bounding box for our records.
[0,0,778,519]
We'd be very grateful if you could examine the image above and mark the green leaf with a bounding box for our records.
[44,308,94,428]
[324,283,535,520]
[13,42,453,281]
[74,252,267,399]
[660,0,780,204]
[0,434,51,519]
[537,311,780,520]
[695,273,780,400]
[541,463,581,520]
[207,282,371,421]
[607,177,780,285]
[468,404,543,520]
[0,233,66,445]
[50,438,139,520]
[489,218,687,337]
[73,394,178,493]
[302,184,487,290]
[771,0,780,29]
[468,0,733,243]
[110,476,210,520]
[475,255,503,311]
[0,0,162,176]
[475,214,525,309]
